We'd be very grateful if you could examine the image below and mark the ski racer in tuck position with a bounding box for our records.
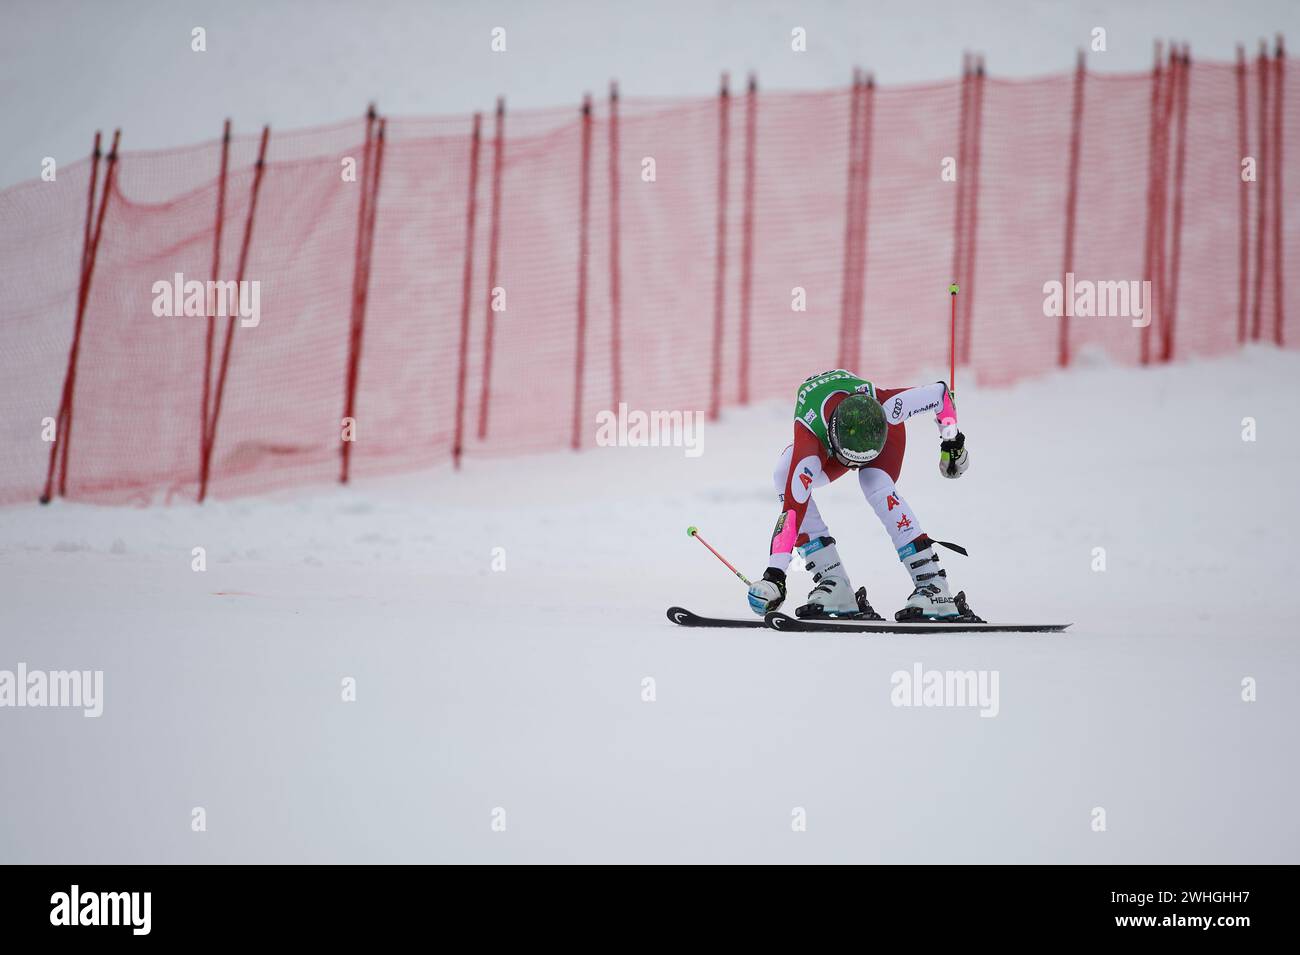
[746,369,978,622]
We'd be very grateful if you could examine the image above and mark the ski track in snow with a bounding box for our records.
[1,350,1296,863]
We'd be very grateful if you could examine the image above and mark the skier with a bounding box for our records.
[746,369,976,621]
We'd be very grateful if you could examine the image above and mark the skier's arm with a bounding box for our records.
[749,426,827,614]
[879,382,959,439]
[750,426,827,614]
[881,382,968,478]
[767,425,828,572]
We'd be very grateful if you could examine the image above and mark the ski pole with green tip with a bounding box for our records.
[948,282,959,398]
[686,526,752,587]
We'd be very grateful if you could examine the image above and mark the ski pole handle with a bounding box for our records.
[687,526,753,587]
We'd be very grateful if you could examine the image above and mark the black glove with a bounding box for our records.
[939,431,968,479]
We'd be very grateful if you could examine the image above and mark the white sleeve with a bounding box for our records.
[880,382,948,426]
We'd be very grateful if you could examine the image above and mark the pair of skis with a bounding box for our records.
[679,526,1070,635]
[667,606,1069,634]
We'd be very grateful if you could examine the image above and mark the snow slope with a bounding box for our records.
[2,349,1297,863]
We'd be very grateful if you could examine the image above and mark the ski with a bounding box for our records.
[764,611,1071,634]
[666,607,767,629]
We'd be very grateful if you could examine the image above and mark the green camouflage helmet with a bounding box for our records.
[828,394,886,467]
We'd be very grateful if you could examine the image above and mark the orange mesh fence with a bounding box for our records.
[0,49,1294,506]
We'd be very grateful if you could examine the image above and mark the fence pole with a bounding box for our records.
[838,69,863,370]
[41,130,104,503]
[341,115,386,482]
[78,133,101,279]
[1140,43,1164,365]
[55,130,120,499]
[738,73,757,405]
[708,74,730,421]
[1059,50,1085,369]
[1155,46,1176,355]
[1143,46,1174,366]
[849,74,875,370]
[1272,36,1286,347]
[339,108,376,482]
[607,82,623,412]
[477,98,506,441]
[202,119,232,483]
[571,96,593,449]
[959,56,985,364]
[200,125,270,502]
[1236,44,1249,346]
[1163,46,1190,363]
[1251,40,1270,341]
[950,54,971,351]
[452,113,483,469]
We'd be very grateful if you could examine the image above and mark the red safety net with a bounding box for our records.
[0,49,1294,506]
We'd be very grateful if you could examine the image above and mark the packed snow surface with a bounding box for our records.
[2,350,1297,862]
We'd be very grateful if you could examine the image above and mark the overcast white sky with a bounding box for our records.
[2,0,1296,187]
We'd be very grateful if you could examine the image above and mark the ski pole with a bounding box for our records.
[686,526,752,587]
[948,282,959,395]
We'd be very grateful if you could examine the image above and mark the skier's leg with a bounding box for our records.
[858,467,961,620]
[858,467,925,551]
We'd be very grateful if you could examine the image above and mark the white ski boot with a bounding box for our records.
[895,537,981,622]
[795,536,882,620]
